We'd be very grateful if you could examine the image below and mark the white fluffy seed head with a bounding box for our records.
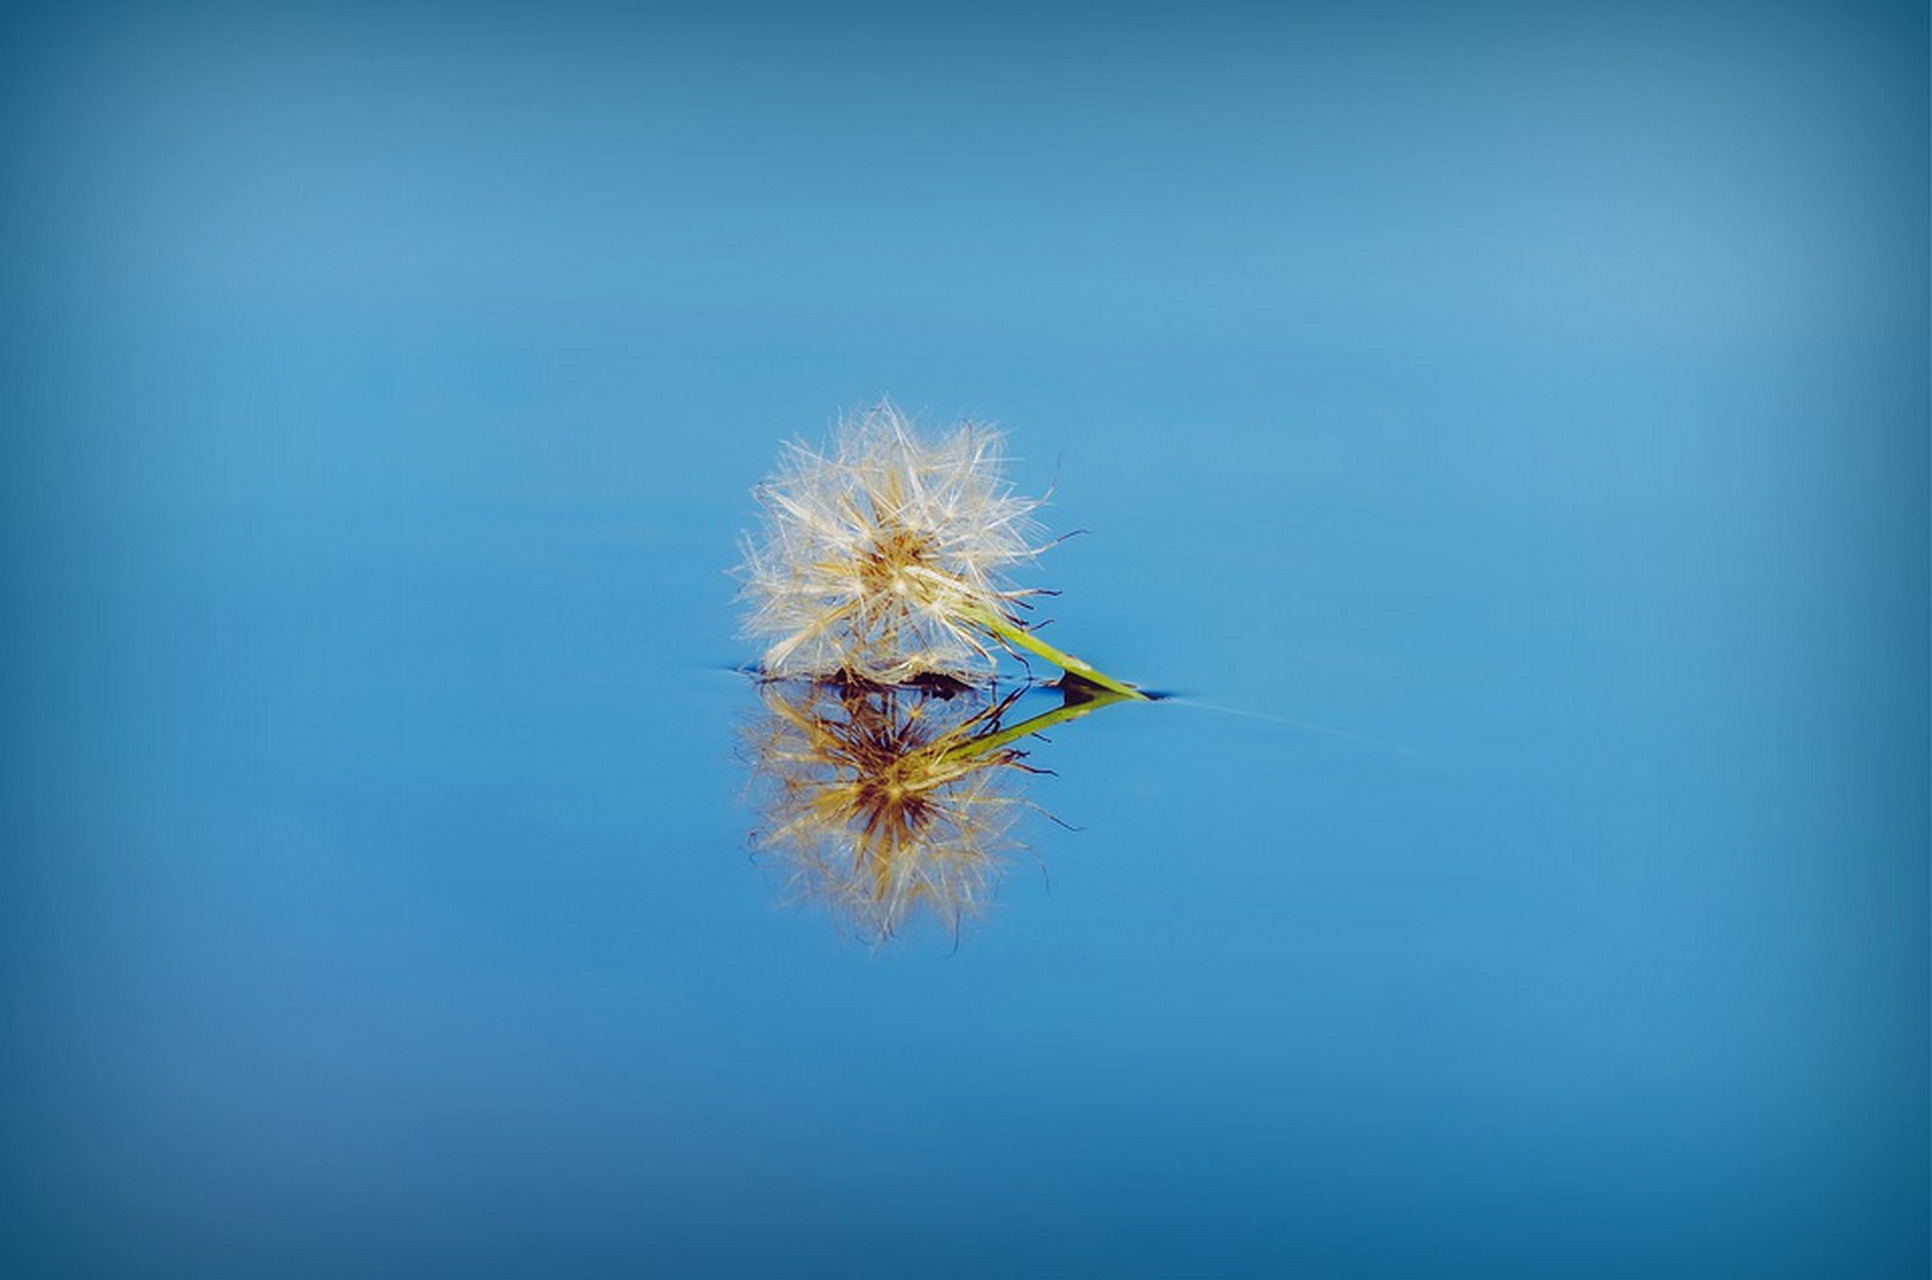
[737,400,1043,684]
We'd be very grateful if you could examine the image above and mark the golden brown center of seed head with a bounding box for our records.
[859,524,936,599]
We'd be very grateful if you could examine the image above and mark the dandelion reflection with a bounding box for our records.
[742,676,1127,942]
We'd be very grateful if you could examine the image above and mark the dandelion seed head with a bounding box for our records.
[738,400,1042,684]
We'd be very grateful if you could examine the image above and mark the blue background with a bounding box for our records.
[1,2,1925,1276]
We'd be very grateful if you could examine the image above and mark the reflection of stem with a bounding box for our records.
[961,605,1150,700]
[939,687,1132,764]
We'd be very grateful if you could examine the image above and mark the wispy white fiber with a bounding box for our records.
[737,400,1042,685]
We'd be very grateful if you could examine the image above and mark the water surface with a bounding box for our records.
[1,2,1924,1277]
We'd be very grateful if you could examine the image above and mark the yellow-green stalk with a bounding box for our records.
[961,605,1149,700]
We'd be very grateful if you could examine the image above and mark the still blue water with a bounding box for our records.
[1,2,1925,1277]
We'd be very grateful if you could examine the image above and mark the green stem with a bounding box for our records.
[939,689,1132,764]
[962,605,1150,700]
